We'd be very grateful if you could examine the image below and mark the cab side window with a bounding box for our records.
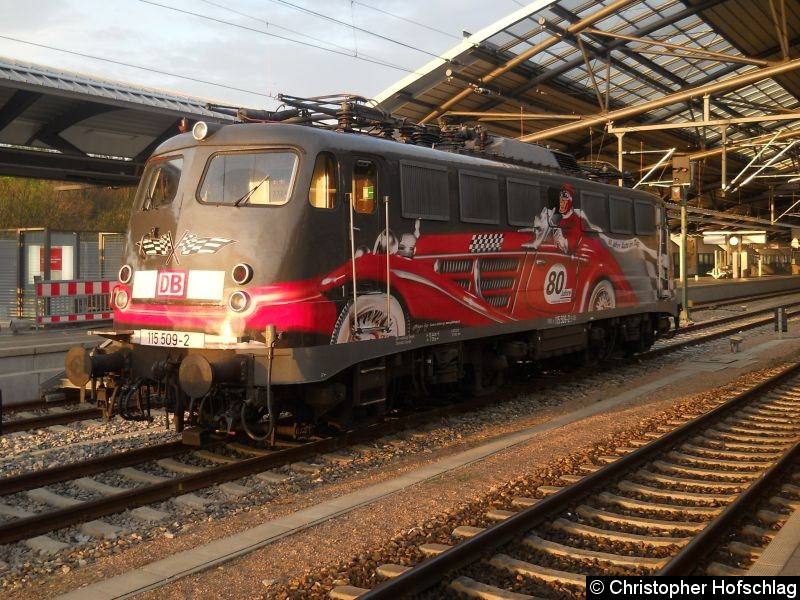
[136,156,183,211]
[352,159,377,213]
[309,152,337,209]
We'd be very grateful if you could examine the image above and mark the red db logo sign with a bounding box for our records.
[156,271,187,298]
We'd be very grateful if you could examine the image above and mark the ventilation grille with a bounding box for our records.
[436,259,472,274]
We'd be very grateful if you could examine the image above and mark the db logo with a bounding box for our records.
[156,271,187,298]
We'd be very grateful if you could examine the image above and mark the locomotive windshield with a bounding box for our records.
[135,156,183,211]
[198,151,298,206]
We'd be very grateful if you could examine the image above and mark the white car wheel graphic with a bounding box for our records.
[587,280,615,311]
[331,294,408,344]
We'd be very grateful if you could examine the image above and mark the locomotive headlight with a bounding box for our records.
[228,290,250,312]
[192,121,209,141]
[114,288,129,310]
[118,264,132,284]
[232,263,253,285]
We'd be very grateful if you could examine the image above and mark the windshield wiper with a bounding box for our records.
[234,175,270,206]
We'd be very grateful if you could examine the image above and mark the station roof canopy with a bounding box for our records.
[376,0,800,233]
[0,58,233,186]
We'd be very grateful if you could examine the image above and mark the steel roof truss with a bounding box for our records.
[581,27,771,67]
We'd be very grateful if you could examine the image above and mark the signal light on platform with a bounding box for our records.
[118,264,132,284]
[232,263,253,285]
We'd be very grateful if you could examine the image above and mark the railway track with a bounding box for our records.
[0,406,102,435]
[645,304,800,358]
[2,294,797,439]
[2,300,799,548]
[330,362,800,599]
[690,288,800,311]
[0,391,543,547]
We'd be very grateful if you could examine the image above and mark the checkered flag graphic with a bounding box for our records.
[176,233,235,255]
[140,233,173,256]
[468,233,504,253]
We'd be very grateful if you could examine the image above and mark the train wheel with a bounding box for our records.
[331,293,409,344]
[587,279,615,311]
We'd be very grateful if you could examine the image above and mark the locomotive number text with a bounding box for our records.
[136,329,205,348]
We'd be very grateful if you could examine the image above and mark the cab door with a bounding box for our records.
[344,156,385,274]
[344,154,387,305]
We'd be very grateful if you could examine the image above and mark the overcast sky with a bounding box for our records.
[1,0,531,110]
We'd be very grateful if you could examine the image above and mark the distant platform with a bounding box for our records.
[677,274,800,305]
[0,325,100,405]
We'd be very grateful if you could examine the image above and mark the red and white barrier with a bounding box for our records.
[36,280,112,297]
[36,279,114,325]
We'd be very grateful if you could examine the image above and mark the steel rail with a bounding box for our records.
[359,361,800,598]
[690,289,800,311]
[643,306,800,359]
[0,397,504,545]
[1,397,76,415]
[0,440,187,496]
[680,300,800,334]
[1,408,102,434]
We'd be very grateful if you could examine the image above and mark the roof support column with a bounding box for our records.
[616,132,624,187]
[720,127,727,198]
[678,186,690,324]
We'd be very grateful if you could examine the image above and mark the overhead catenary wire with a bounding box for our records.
[196,0,408,69]
[351,1,461,39]
[264,0,449,60]
[138,0,420,74]
[0,34,273,99]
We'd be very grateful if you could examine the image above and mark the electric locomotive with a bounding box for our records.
[66,95,679,444]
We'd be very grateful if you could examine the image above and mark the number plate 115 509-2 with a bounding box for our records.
[134,329,205,348]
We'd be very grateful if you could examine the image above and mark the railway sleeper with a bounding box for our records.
[678,443,785,461]
[74,477,130,496]
[727,541,763,560]
[741,524,774,539]
[551,517,690,548]
[375,564,411,579]
[489,553,586,588]
[651,459,759,481]
[450,576,540,600]
[576,505,707,533]
[634,469,746,492]
[722,417,799,432]
[487,508,517,522]
[420,542,451,556]
[707,563,749,576]
[523,534,669,569]
[691,435,790,453]
[616,479,736,504]
[701,428,794,446]
[740,404,800,417]
[734,412,800,425]
[769,495,800,510]
[597,491,722,516]
[707,563,748,576]
[666,450,771,470]
[782,483,800,497]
